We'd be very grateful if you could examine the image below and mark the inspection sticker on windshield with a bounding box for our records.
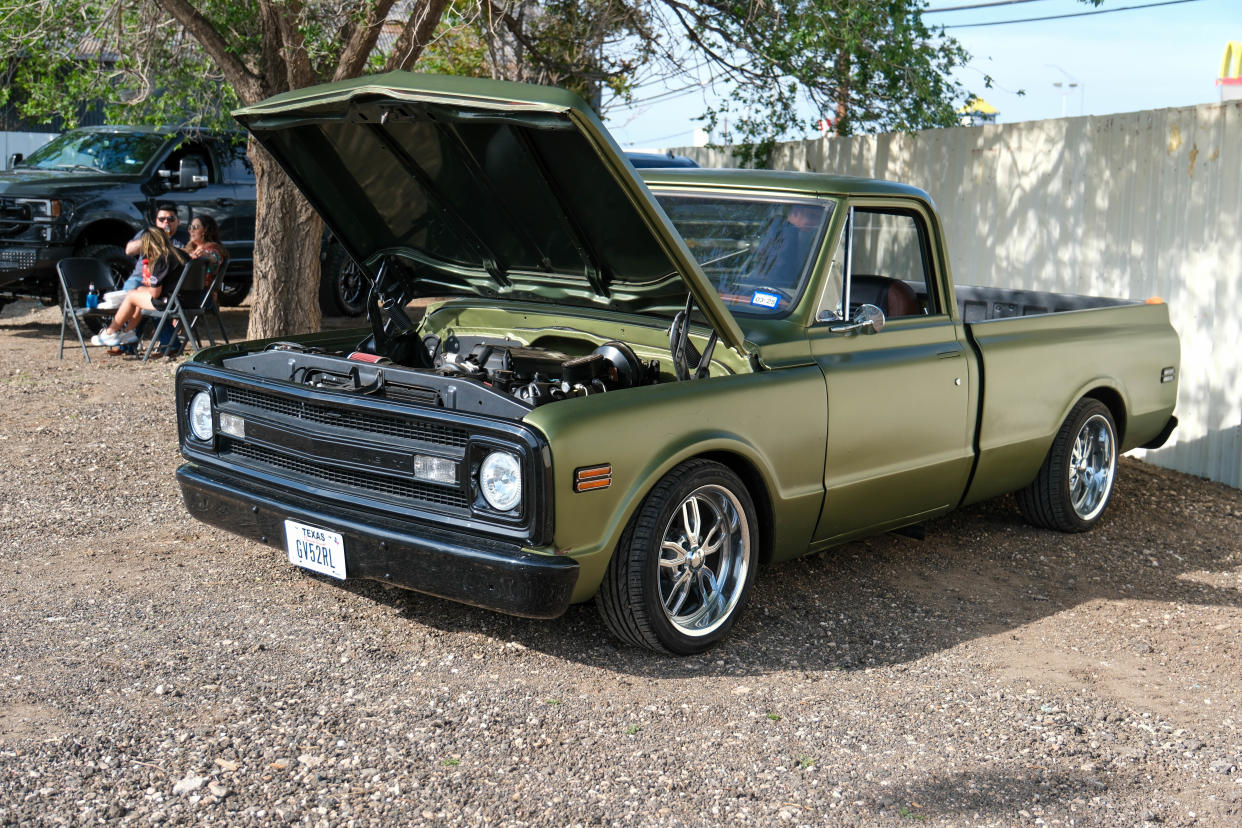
[751,291,780,308]
[285,520,346,580]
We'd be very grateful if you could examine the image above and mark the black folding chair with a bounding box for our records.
[187,259,231,348]
[56,257,118,363]
[140,257,207,363]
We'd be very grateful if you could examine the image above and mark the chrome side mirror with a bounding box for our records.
[829,303,886,335]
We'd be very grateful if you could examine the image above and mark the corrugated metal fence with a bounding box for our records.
[672,101,1242,488]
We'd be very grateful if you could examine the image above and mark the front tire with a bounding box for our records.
[1016,399,1118,532]
[79,244,133,287]
[597,459,758,654]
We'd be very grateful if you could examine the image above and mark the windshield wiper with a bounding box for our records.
[52,164,104,172]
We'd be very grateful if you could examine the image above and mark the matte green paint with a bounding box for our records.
[195,74,1181,614]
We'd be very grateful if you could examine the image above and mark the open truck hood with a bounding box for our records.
[234,72,748,355]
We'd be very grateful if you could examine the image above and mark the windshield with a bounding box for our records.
[21,130,167,174]
[655,192,832,316]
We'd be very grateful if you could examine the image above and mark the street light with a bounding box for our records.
[1047,64,1084,117]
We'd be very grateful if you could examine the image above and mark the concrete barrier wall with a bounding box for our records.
[672,102,1242,487]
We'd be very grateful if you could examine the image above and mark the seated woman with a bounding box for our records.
[184,214,228,290]
[91,228,188,347]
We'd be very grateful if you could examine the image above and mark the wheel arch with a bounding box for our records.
[696,449,776,568]
[73,218,138,250]
[1081,385,1127,445]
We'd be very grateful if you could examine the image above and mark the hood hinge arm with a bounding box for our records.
[670,293,718,381]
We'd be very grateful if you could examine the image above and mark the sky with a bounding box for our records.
[602,0,1237,150]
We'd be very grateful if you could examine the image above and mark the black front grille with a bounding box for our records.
[0,248,36,270]
[224,440,470,509]
[221,385,468,447]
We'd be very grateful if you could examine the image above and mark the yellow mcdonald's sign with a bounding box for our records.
[1222,41,1242,81]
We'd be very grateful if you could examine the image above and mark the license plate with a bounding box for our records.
[284,520,347,580]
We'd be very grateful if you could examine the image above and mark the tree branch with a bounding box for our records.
[384,0,451,72]
[335,0,399,80]
[151,0,265,102]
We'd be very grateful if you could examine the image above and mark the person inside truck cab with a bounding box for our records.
[91,228,188,347]
[121,202,187,289]
[749,203,824,291]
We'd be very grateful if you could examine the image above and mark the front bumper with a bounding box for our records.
[178,463,579,618]
[0,243,70,295]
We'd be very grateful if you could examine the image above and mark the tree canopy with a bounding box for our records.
[1,0,980,335]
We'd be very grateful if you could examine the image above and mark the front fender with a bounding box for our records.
[522,366,827,603]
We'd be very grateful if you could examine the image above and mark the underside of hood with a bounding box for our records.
[233,72,747,354]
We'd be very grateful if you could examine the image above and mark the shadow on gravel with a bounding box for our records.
[861,767,1118,821]
[334,458,1242,679]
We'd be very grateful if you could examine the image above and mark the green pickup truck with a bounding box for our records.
[174,74,1180,654]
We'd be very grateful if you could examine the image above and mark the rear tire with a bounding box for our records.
[596,459,758,654]
[319,244,368,317]
[1016,399,1118,532]
[217,275,251,307]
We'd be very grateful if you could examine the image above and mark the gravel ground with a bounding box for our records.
[2,299,1241,827]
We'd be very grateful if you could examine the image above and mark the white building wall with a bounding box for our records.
[672,102,1242,487]
[1,131,56,164]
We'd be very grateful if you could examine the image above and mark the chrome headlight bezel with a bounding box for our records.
[478,450,522,513]
[188,390,215,442]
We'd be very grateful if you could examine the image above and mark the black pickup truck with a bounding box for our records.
[0,125,366,316]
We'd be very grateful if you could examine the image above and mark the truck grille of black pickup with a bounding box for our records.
[221,385,468,447]
[0,249,36,271]
[222,439,471,509]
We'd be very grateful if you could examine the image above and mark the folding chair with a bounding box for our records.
[140,257,207,363]
[186,259,231,348]
[56,257,118,363]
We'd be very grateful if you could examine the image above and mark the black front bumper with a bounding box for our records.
[178,463,578,618]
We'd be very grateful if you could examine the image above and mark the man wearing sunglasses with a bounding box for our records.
[119,202,189,290]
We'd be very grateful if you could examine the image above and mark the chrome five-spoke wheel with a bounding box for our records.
[1069,413,1115,521]
[1017,398,1118,533]
[657,484,751,638]
[597,459,758,654]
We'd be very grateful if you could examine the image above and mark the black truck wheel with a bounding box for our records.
[217,275,251,307]
[79,244,133,286]
[319,244,368,317]
[1016,398,1118,533]
[597,459,758,654]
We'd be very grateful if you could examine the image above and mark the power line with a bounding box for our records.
[944,0,1205,29]
[925,0,1055,13]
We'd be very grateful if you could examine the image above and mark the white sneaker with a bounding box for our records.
[116,330,138,345]
[95,329,121,346]
[89,333,106,346]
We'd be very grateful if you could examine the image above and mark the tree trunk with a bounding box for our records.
[246,137,324,340]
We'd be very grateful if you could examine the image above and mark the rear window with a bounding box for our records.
[655,193,832,317]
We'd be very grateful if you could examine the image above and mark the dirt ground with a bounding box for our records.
[1,298,1240,827]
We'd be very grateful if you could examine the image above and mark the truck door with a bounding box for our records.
[809,202,975,542]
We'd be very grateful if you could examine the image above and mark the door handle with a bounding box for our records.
[215,198,235,208]
[937,350,962,359]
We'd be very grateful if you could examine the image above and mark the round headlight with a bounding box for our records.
[188,391,214,441]
[479,451,522,512]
